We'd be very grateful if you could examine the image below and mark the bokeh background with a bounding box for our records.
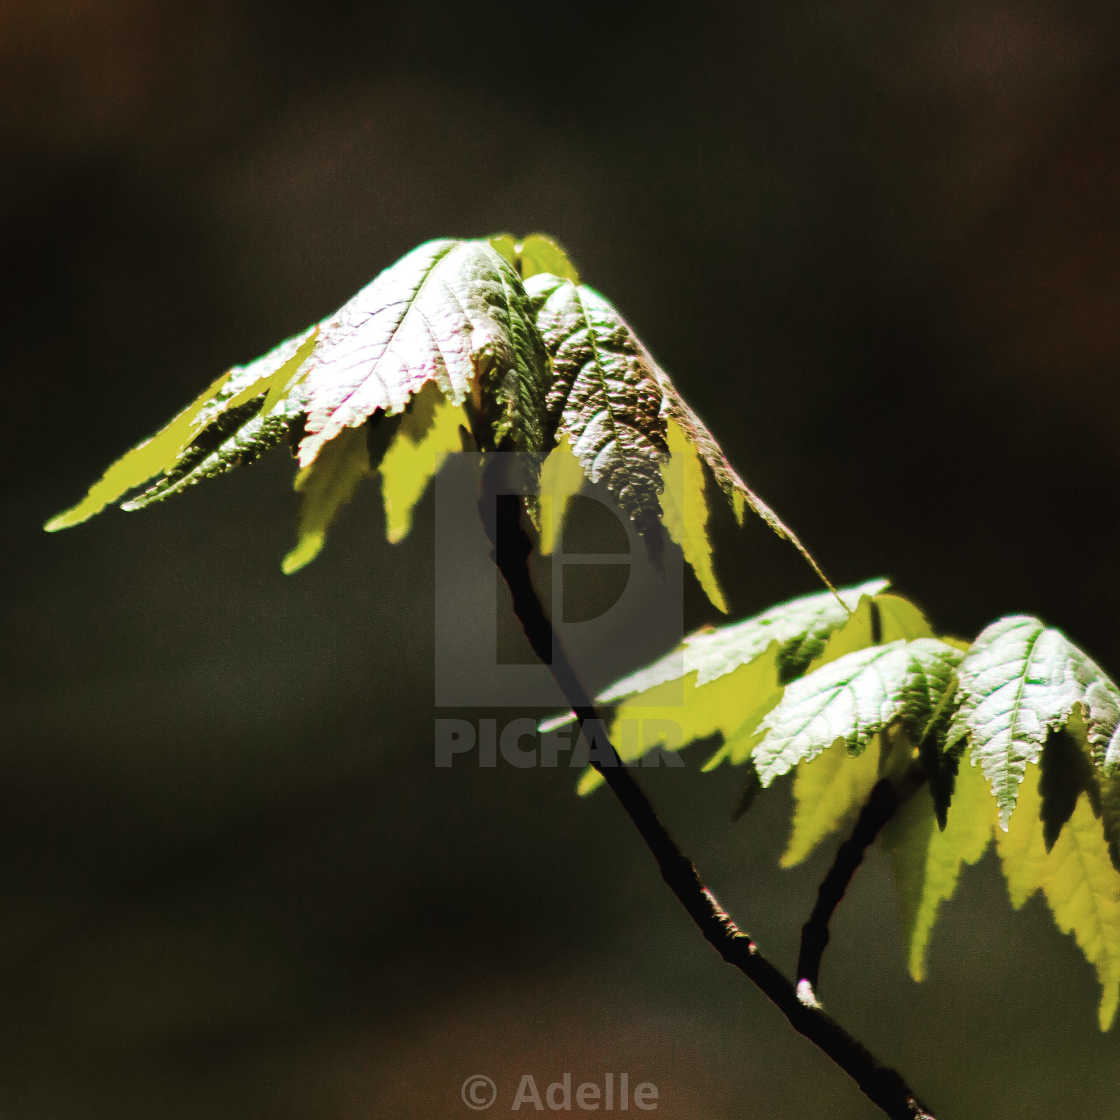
[5,1,1120,1115]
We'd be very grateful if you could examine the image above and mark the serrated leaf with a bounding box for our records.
[751,639,964,788]
[297,239,548,466]
[528,275,668,529]
[608,580,888,702]
[525,272,829,611]
[552,581,889,795]
[377,383,470,544]
[45,325,319,530]
[998,770,1120,1030]
[46,237,552,572]
[659,417,728,612]
[884,758,994,981]
[777,594,944,857]
[947,616,1120,828]
[1083,677,1120,774]
[282,425,371,574]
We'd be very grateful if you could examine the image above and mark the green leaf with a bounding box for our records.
[297,239,548,466]
[526,273,830,612]
[282,425,372,574]
[947,616,1120,828]
[376,383,470,545]
[45,324,319,529]
[537,436,586,556]
[751,639,964,787]
[781,734,889,869]
[528,275,671,532]
[883,758,994,981]
[491,233,581,283]
[46,233,833,600]
[549,581,893,794]
[778,596,937,866]
[659,417,728,611]
[45,237,552,572]
[998,768,1120,1030]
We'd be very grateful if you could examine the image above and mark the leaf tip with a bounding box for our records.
[281,534,323,575]
[43,511,74,533]
[1099,983,1119,1031]
[576,767,603,796]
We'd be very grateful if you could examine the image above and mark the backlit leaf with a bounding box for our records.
[526,273,829,611]
[947,616,1120,827]
[45,325,319,529]
[537,437,586,556]
[781,734,890,869]
[883,759,994,981]
[491,233,580,283]
[45,238,550,571]
[377,384,470,545]
[998,770,1120,1030]
[296,239,548,466]
[282,425,371,575]
[751,639,963,787]
[550,581,896,794]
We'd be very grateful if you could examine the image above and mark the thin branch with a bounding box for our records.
[479,470,935,1120]
[796,763,926,1004]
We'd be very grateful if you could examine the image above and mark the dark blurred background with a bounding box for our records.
[4,1,1120,1116]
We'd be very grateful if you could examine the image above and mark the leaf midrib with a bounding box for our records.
[319,240,460,433]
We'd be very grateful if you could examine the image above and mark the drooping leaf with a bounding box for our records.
[282,425,372,574]
[296,239,549,466]
[45,324,320,529]
[46,238,551,570]
[883,758,994,981]
[947,616,1120,828]
[997,768,1120,1030]
[778,600,939,865]
[751,639,964,788]
[1038,721,1097,852]
[528,275,670,530]
[377,383,470,545]
[781,734,890,869]
[659,417,728,611]
[609,579,890,702]
[549,581,907,794]
[537,436,586,556]
[525,272,829,612]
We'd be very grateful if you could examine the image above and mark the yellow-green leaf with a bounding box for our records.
[781,735,888,869]
[751,639,964,787]
[526,271,831,611]
[298,239,548,467]
[549,582,886,794]
[282,425,371,574]
[884,759,994,981]
[537,437,586,556]
[998,771,1120,1030]
[377,384,469,544]
[660,417,727,612]
[45,325,318,530]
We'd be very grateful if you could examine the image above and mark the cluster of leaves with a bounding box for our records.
[46,231,1120,1035]
[45,234,825,606]
[552,582,1120,1029]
